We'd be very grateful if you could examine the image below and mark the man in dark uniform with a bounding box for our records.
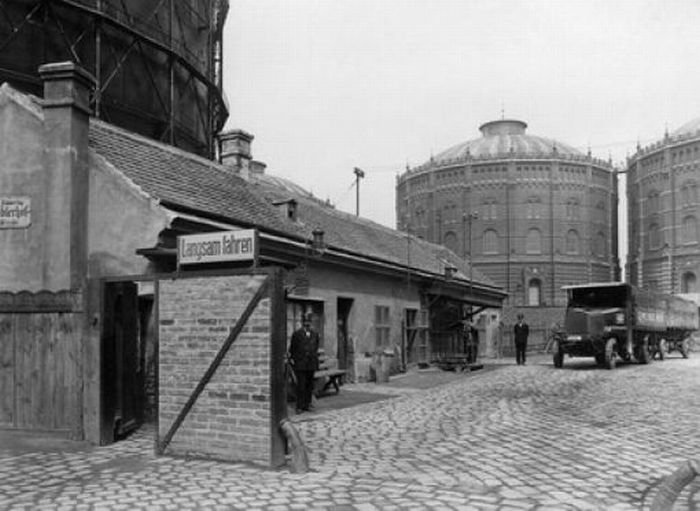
[513,313,529,365]
[289,313,320,413]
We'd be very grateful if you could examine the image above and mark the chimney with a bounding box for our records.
[218,129,254,179]
[38,61,95,291]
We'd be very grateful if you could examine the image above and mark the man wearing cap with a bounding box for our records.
[289,313,320,413]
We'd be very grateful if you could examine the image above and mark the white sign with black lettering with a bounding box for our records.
[178,229,258,265]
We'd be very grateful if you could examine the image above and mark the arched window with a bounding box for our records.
[647,190,661,213]
[443,202,457,223]
[681,181,698,207]
[482,198,498,220]
[566,198,580,220]
[565,229,579,254]
[443,231,458,253]
[682,272,698,293]
[526,228,542,254]
[596,232,606,257]
[528,279,542,306]
[526,197,542,219]
[648,223,662,249]
[483,229,498,254]
[682,216,699,244]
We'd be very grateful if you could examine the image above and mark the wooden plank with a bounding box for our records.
[0,314,15,426]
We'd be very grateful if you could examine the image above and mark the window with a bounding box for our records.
[682,272,698,293]
[565,229,579,254]
[526,197,542,219]
[647,190,661,213]
[566,198,580,220]
[443,231,458,253]
[526,228,542,254]
[681,181,698,207]
[596,232,606,257]
[443,202,457,223]
[483,229,498,254]
[482,198,498,220]
[682,216,699,244]
[375,306,391,348]
[648,223,662,249]
[528,279,542,306]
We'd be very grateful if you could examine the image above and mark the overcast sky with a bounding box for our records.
[223,0,700,265]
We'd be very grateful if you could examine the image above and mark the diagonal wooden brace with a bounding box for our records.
[157,276,270,454]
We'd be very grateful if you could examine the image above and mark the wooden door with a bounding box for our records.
[101,281,141,444]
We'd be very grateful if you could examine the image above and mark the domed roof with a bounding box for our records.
[431,119,583,163]
[671,117,700,138]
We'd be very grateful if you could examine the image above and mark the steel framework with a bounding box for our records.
[0,0,228,158]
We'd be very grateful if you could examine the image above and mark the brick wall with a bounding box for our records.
[158,274,280,466]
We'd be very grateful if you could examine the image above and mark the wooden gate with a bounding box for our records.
[0,291,81,435]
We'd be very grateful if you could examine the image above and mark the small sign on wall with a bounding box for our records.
[178,229,258,266]
[0,197,31,228]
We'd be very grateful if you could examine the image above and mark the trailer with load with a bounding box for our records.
[554,282,698,369]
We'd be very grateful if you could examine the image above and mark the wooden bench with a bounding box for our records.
[313,349,347,397]
[314,368,347,396]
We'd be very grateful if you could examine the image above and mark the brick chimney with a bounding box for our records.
[218,129,253,179]
[218,129,267,180]
[38,61,94,291]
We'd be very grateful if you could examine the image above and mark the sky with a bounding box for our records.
[223,0,700,266]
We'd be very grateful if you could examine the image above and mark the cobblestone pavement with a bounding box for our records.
[1,354,699,510]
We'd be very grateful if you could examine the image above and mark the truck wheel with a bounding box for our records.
[637,336,650,365]
[604,338,616,370]
[595,353,605,366]
[658,339,667,361]
[680,338,691,359]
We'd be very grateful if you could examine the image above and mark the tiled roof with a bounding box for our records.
[250,174,499,288]
[89,119,499,289]
[88,121,301,236]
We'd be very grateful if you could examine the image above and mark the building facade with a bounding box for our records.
[626,120,700,295]
[396,119,621,310]
[0,64,505,447]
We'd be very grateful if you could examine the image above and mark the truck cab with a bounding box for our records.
[558,283,633,368]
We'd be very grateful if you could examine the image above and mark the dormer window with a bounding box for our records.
[273,199,298,221]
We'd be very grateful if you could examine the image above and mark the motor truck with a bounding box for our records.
[555,282,698,369]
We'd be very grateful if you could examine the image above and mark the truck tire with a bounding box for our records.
[595,353,605,366]
[553,341,563,368]
[680,338,691,359]
[604,338,616,370]
[658,339,667,361]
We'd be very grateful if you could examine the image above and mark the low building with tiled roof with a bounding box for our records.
[0,62,505,449]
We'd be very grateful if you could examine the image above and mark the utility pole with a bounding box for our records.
[465,211,479,317]
[353,167,365,216]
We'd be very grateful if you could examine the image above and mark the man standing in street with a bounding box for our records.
[289,313,320,413]
[513,313,529,365]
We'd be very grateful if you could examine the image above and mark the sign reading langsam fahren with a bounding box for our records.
[178,229,258,265]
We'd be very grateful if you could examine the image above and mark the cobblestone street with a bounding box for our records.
[1,354,699,510]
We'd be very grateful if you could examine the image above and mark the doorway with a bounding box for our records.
[337,298,354,371]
